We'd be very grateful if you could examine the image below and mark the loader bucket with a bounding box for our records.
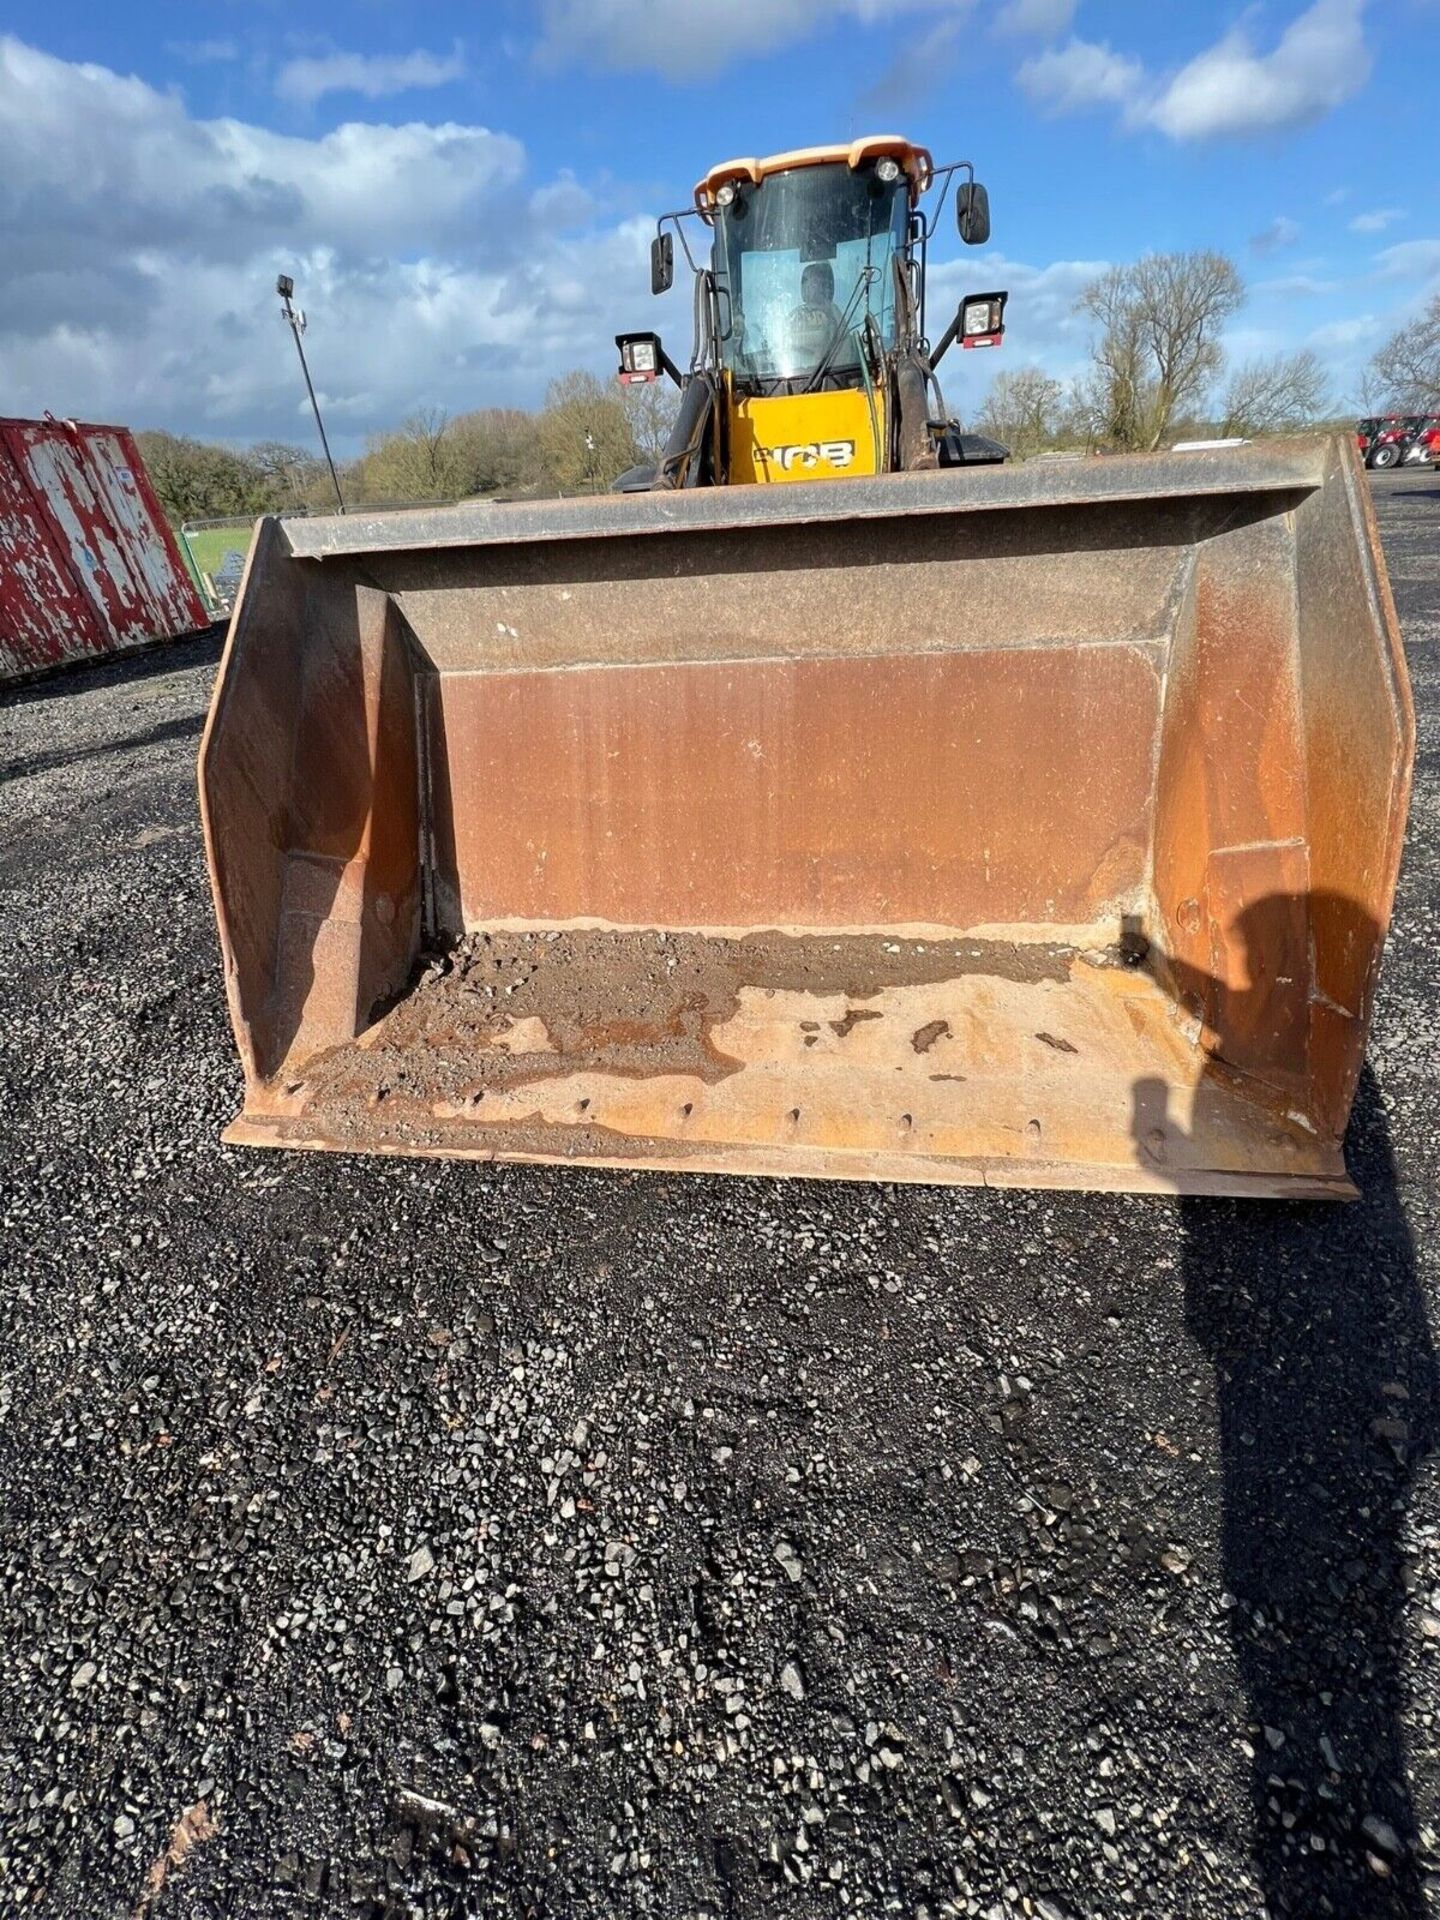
[199,435,1411,1197]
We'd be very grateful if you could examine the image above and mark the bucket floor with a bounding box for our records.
[228,927,1350,1197]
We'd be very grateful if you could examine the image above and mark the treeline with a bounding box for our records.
[975,250,1336,459]
[142,245,1392,520]
[138,372,679,523]
[134,432,330,520]
[990,251,1440,460]
[975,349,1337,460]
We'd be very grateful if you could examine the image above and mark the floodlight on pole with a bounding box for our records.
[276,272,345,514]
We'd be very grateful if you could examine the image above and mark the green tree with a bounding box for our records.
[133,431,273,520]
[358,409,469,503]
[449,408,550,495]
[537,371,640,492]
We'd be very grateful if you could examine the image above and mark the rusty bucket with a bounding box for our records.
[199,436,1411,1197]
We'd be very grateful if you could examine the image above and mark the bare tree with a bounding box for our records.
[976,366,1064,458]
[1078,251,1245,450]
[247,441,325,504]
[1078,265,1150,449]
[1133,252,1245,447]
[1355,365,1394,415]
[1057,373,1109,453]
[1220,349,1330,437]
[402,408,462,493]
[1369,295,1440,411]
[621,377,682,464]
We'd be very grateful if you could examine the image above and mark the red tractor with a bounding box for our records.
[1358,413,1440,468]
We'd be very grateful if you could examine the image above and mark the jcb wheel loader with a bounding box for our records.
[200,136,1412,1197]
[610,136,1009,489]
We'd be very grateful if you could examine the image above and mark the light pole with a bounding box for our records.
[276,273,345,514]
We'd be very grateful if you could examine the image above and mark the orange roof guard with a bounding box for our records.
[694,135,934,211]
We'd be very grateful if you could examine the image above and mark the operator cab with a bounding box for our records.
[697,137,926,397]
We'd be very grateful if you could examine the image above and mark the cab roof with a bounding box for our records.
[694,136,933,211]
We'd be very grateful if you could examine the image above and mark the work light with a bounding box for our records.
[616,332,664,384]
[959,291,1008,347]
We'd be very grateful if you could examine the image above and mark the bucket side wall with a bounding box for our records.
[1150,450,1414,1136]
[268,580,424,1073]
[200,534,425,1081]
[1150,509,1315,1114]
[199,520,308,1082]
[1292,446,1415,1136]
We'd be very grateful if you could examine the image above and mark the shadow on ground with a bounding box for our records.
[0,624,223,713]
[1185,1071,1435,1915]
[0,711,205,784]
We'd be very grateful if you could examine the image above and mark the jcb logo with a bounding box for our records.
[764,439,856,472]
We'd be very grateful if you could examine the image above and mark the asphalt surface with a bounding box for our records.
[1,469,1439,1920]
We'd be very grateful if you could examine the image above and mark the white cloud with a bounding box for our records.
[1250,216,1301,256]
[535,0,970,80]
[0,36,684,446]
[1307,313,1382,350]
[275,43,466,107]
[994,0,1076,34]
[1018,0,1371,141]
[1145,0,1369,140]
[1373,239,1440,281]
[926,250,1110,413]
[1017,37,1145,113]
[1349,207,1405,233]
[0,37,526,262]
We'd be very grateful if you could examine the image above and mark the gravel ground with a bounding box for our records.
[1,471,1439,1920]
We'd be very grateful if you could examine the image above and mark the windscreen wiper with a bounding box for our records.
[800,267,879,396]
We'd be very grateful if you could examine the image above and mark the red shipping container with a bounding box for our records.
[0,415,210,684]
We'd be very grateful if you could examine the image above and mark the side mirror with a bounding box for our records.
[651,232,674,295]
[957,181,991,248]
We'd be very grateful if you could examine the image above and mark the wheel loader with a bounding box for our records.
[610,136,1010,489]
[200,135,1412,1197]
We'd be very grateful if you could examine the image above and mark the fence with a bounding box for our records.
[180,499,461,615]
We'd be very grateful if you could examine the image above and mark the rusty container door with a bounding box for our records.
[0,417,209,685]
[200,435,1412,1198]
[0,440,111,674]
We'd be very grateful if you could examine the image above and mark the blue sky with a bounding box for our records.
[3,0,1438,451]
